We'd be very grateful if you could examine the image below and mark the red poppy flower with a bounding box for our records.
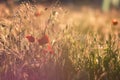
[34,11,41,17]
[47,44,54,54]
[41,44,54,54]
[38,35,49,45]
[112,19,118,25]
[26,35,35,43]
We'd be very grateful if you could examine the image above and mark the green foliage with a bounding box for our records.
[61,20,120,80]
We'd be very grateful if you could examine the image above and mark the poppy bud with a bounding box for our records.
[112,19,118,25]
[34,11,41,17]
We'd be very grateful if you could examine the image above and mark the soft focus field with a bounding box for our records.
[0,2,120,80]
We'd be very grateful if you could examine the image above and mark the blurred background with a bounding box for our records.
[0,0,120,12]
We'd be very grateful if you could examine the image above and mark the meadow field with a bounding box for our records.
[0,2,120,80]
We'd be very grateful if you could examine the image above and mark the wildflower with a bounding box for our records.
[41,44,54,54]
[26,35,35,43]
[47,44,54,54]
[34,11,41,17]
[112,19,118,25]
[38,35,49,45]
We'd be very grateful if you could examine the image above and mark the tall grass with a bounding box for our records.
[0,2,120,80]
